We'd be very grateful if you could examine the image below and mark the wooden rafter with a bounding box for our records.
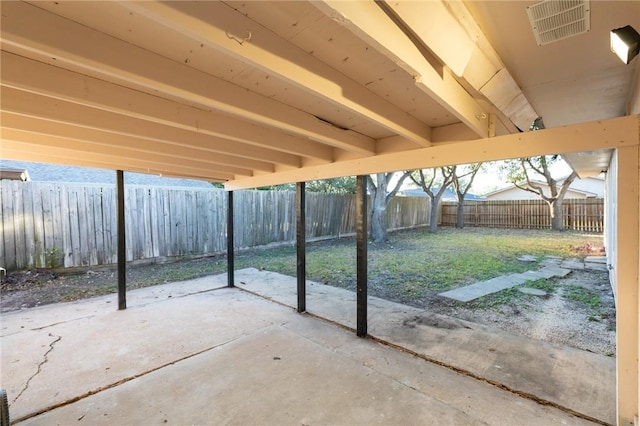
[124,1,432,148]
[1,52,334,163]
[313,1,489,138]
[0,1,374,155]
[2,140,235,182]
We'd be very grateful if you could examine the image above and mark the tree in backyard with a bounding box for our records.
[256,177,356,193]
[366,172,412,242]
[306,177,356,194]
[500,156,578,231]
[409,167,455,233]
[450,163,483,229]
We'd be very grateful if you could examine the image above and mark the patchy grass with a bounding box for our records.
[234,227,603,306]
[562,285,602,309]
[469,279,557,310]
[2,226,604,311]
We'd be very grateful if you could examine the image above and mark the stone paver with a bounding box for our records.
[518,287,547,296]
[439,254,600,304]
[439,266,570,302]
[438,275,523,302]
[561,261,585,270]
[584,256,608,271]
[517,255,538,262]
[439,255,568,302]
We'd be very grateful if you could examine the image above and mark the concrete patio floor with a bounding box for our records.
[1,269,613,425]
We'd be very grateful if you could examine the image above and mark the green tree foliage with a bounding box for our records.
[255,177,356,193]
[307,177,357,194]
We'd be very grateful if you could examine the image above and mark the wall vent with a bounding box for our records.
[526,0,590,46]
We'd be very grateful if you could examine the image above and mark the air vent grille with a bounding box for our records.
[526,0,590,45]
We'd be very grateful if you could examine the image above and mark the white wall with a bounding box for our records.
[569,177,605,197]
[485,184,595,200]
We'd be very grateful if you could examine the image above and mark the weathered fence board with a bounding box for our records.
[440,198,604,232]
[0,180,603,272]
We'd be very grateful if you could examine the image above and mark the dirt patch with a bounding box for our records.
[1,258,615,357]
[426,270,616,356]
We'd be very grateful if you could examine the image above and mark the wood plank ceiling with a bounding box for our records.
[1,1,637,188]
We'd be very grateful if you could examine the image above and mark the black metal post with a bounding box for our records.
[356,175,368,337]
[116,170,126,310]
[296,182,306,313]
[227,191,235,287]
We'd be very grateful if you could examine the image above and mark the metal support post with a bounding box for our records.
[227,191,235,287]
[116,170,126,310]
[296,182,306,313]
[356,175,368,337]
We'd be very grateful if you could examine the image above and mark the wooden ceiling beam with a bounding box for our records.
[226,115,639,190]
[124,1,431,148]
[313,1,489,138]
[0,1,372,155]
[0,87,301,169]
[1,114,262,176]
[1,52,334,163]
[1,140,236,182]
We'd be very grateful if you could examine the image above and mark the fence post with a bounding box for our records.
[116,170,126,310]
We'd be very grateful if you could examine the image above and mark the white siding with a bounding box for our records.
[570,177,605,197]
[485,185,592,200]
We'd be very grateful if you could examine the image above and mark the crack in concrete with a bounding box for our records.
[11,332,62,405]
[11,332,255,423]
[31,316,95,331]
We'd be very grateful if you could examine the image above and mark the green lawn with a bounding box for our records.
[232,227,603,304]
[5,226,605,312]
[117,227,603,300]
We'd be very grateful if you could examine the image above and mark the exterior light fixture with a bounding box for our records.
[610,25,640,64]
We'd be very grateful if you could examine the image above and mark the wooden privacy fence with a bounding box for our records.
[440,198,604,232]
[0,181,430,271]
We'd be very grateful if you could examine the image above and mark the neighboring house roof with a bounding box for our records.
[483,176,602,199]
[398,188,485,201]
[0,160,214,188]
[0,167,30,181]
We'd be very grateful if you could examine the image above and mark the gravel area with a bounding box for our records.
[429,269,616,355]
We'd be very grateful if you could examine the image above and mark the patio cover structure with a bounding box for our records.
[1,1,639,423]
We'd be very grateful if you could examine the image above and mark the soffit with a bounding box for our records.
[464,0,639,128]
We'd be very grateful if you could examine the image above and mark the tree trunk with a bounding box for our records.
[370,178,388,242]
[456,201,465,229]
[429,198,439,233]
[551,199,564,231]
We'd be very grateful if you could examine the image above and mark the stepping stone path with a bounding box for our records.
[517,255,538,262]
[438,254,606,303]
[518,287,547,296]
